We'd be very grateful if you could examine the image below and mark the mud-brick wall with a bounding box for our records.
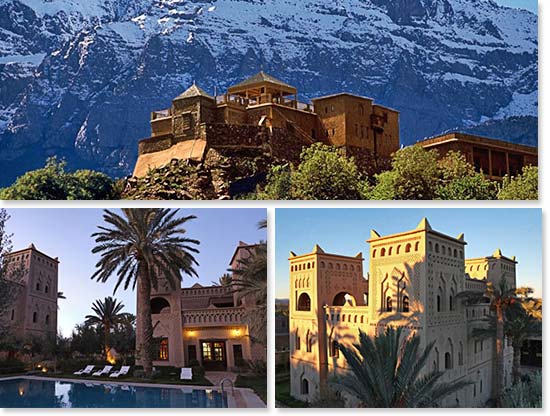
[138,135,174,155]
[203,123,270,147]
[269,127,312,163]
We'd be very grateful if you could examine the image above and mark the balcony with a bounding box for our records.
[151,109,172,120]
[216,94,313,112]
[182,306,245,327]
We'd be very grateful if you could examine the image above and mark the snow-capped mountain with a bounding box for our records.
[0,0,537,184]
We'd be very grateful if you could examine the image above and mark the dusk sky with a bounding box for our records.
[275,208,542,299]
[5,208,266,337]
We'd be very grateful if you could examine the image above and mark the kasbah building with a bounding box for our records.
[136,242,265,371]
[132,71,537,181]
[288,218,517,407]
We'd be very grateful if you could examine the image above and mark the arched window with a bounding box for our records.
[453,249,457,258]
[295,330,301,351]
[388,247,393,256]
[10,309,14,320]
[36,282,40,291]
[297,293,311,311]
[442,246,446,255]
[435,244,439,253]
[320,261,325,268]
[354,315,357,323]
[330,340,339,358]
[328,263,333,269]
[445,352,452,369]
[333,292,353,306]
[151,297,171,314]
[45,285,49,294]
[449,294,454,311]
[45,314,50,325]
[414,242,419,251]
[372,249,377,258]
[33,312,37,323]
[428,242,433,251]
[402,296,410,312]
[301,378,309,395]
[343,264,347,271]
[306,331,312,352]
[307,262,311,269]
[396,245,401,254]
[381,248,386,257]
[386,296,392,312]
[405,243,411,253]
[350,265,354,271]
[437,295,441,312]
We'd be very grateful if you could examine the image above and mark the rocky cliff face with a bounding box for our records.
[0,0,537,185]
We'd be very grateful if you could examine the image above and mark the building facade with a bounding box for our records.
[1,244,59,339]
[137,242,265,370]
[417,133,538,179]
[288,219,514,407]
[133,72,400,177]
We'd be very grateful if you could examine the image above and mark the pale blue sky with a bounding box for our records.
[5,208,266,337]
[275,208,542,299]
[496,0,537,13]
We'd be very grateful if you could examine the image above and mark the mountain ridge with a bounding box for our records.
[0,0,537,185]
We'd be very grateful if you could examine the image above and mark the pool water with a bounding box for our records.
[0,378,228,408]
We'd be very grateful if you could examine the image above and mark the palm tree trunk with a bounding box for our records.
[137,264,154,378]
[104,324,110,360]
[512,344,522,384]
[495,305,504,407]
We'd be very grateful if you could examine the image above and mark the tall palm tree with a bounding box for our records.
[505,303,541,383]
[485,277,517,406]
[91,209,200,377]
[85,296,128,361]
[334,327,471,407]
[212,273,232,287]
[231,219,267,345]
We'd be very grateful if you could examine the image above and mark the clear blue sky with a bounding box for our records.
[496,0,537,13]
[275,208,542,299]
[5,208,266,337]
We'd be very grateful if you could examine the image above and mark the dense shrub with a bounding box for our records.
[501,372,542,408]
[0,358,26,375]
[0,157,119,200]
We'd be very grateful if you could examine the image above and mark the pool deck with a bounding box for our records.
[0,375,266,408]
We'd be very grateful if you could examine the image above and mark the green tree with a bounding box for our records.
[501,372,542,408]
[291,144,362,200]
[71,323,103,357]
[90,209,200,377]
[232,220,267,346]
[259,164,293,200]
[110,313,136,363]
[497,165,538,200]
[334,327,470,407]
[85,297,130,360]
[0,157,117,200]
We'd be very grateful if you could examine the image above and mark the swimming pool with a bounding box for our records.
[0,377,228,408]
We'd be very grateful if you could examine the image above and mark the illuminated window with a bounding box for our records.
[155,338,169,361]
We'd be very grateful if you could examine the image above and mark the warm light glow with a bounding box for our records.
[18,387,24,396]
[106,349,116,365]
[36,364,42,369]
[233,328,241,336]
[187,330,196,337]
[41,367,48,373]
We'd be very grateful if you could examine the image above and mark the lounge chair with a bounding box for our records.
[92,365,113,377]
[73,365,95,376]
[180,367,193,381]
[109,366,131,378]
